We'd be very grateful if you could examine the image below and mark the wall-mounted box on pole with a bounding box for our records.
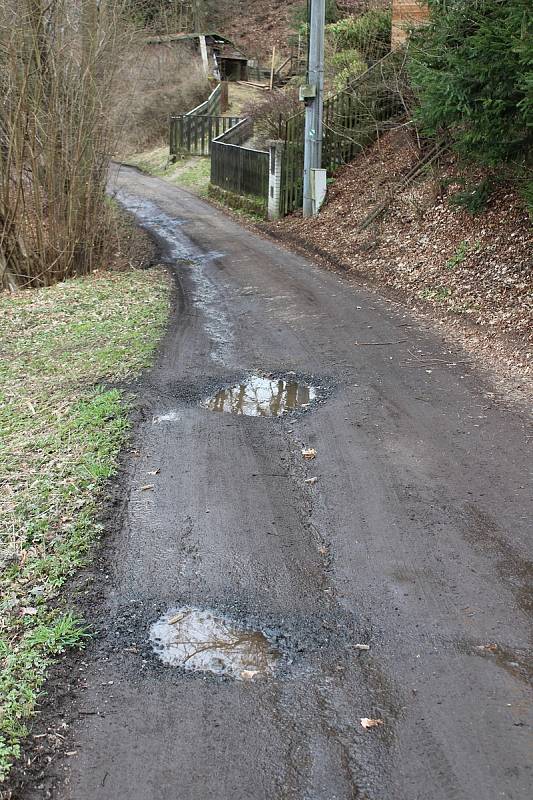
[299,84,317,105]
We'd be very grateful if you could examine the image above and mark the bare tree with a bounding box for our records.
[0,0,130,288]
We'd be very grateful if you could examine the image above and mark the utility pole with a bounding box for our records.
[302,0,325,218]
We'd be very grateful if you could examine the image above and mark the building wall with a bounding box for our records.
[392,0,429,47]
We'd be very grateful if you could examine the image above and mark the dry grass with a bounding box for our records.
[113,41,210,155]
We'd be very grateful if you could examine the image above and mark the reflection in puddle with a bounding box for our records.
[149,607,279,679]
[201,376,317,417]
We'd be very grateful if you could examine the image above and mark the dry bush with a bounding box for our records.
[113,40,210,154]
[0,0,132,290]
[242,87,302,148]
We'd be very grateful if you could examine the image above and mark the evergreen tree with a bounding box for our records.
[409,0,532,166]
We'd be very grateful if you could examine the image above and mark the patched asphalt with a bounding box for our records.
[14,165,532,800]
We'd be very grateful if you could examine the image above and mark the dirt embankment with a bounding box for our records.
[222,0,303,59]
[267,130,532,379]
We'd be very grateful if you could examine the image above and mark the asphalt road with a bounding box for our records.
[25,166,532,799]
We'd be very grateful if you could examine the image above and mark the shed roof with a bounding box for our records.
[145,32,248,60]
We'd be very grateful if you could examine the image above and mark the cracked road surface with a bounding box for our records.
[25,166,532,800]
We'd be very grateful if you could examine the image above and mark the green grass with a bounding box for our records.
[125,146,211,196]
[0,269,170,781]
[446,239,482,271]
[419,286,452,303]
[175,158,211,196]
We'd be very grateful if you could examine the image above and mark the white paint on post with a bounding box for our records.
[199,35,209,77]
[311,168,327,214]
[268,141,284,221]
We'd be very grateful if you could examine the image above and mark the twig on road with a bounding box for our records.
[355,339,407,346]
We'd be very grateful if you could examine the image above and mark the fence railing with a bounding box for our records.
[210,119,269,206]
[169,83,227,158]
[187,83,222,118]
[170,115,243,157]
[281,51,409,216]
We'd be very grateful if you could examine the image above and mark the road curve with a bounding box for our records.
[25,165,532,800]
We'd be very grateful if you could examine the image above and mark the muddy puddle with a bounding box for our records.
[201,375,317,417]
[149,607,279,680]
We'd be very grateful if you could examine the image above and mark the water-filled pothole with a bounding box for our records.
[149,607,280,680]
[201,375,317,417]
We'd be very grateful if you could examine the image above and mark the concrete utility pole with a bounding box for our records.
[302,0,326,218]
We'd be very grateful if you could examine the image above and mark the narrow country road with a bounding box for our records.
[27,165,531,800]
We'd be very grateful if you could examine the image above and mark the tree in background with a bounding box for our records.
[291,0,341,30]
[125,0,222,31]
[409,0,532,170]
[0,0,130,288]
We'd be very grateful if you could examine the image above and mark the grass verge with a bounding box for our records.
[0,268,170,781]
[125,146,211,196]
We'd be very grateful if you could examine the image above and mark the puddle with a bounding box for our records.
[152,411,182,424]
[201,375,317,417]
[149,607,279,680]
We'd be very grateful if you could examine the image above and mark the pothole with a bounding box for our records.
[200,375,318,417]
[149,607,280,680]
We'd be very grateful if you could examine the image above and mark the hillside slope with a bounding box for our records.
[268,130,532,377]
[221,0,303,59]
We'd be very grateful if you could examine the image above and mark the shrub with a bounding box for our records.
[409,0,532,167]
[329,48,366,71]
[449,178,495,216]
[242,88,302,146]
[332,55,367,91]
[325,10,392,62]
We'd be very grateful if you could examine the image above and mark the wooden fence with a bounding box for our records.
[187,83,222,117]
[169,83,227,158]
[170,115,243,157]
[210,119,269,204]
[281,52,409,215]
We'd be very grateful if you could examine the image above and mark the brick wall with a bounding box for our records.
[392,0,429,47]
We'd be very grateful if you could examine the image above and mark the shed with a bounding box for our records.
[145,32,249,82]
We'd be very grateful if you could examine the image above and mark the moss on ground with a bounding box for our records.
[0,269,170,781]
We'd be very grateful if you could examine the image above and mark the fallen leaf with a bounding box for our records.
[305,476,318,484]
[318,546,328,555]
[168,613,185,625]
[354,644,370,651]
[241,670,260,681]
[360,718,384,729]
[140,484,154,491]
[147,469,160,476]
[302,448,317,460]
[20,607,38,616]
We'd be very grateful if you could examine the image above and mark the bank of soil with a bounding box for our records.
[266,130,532,384]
